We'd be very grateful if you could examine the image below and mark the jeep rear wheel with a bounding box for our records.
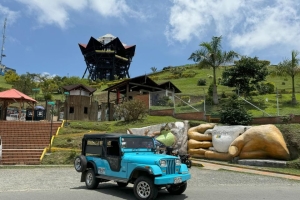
[85,169,99,189]
[74,155,87,172]
[167,182,187,195]
[134,176,158,200]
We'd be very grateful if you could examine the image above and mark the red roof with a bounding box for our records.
[0,89,37,102]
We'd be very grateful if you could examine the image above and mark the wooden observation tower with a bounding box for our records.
[79,34,136,81]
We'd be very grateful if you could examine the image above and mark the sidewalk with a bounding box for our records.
[192,159,300,181]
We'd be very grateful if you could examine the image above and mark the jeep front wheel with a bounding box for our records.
[167,182,187,195]
[85,169,99,189]
[134,176,158,200]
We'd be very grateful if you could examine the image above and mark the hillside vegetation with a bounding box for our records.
[1,64,300,117]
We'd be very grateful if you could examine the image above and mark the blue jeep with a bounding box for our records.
[74,134,191,200]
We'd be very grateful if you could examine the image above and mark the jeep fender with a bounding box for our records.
[80,161,97,182]
[129,165,162,180]
[179,164,189,174]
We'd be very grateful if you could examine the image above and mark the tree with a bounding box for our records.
[219,94,252,125]
[4,70,19,84]
[221,56,269,96]
[272,50,300,105]
[114,99,148,122]
[150,67,157,73]
[12,73,37,95]
[61,76,89,86]
[188,36,239,104]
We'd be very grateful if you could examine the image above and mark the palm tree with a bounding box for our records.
[188,36,239,104]
[274,50,300,105]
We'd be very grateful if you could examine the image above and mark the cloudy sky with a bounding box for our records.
[0,0,299,78]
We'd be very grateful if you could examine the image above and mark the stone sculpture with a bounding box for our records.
[187,123,290,161]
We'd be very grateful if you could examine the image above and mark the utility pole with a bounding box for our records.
[0,18,7,66]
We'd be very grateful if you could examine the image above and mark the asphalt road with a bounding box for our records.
[0,166,300,200]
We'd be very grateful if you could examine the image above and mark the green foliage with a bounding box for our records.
[178,96,190,106]
[170,67,186,78]
[12,73,38,95]
[257,81,275,94]
[4,70,19,84]
[273,50,300,105]
[207,83,214,97]
[62,76,89,86]
[197,78,206,86]
[219,95,252,125]
[188,36,239,105]
[153,96,171,106]
[182,70,197,78]
[114,99,148,122]
[44,93,52,101]
[221,56,269,96]
[150,66,157,73]
[281,114,295,124]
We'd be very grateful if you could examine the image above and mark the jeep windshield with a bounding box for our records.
[121,137,154,149]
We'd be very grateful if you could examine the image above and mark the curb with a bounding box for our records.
[191,157,300,177]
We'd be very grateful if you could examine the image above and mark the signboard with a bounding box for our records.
[48,101,55,106]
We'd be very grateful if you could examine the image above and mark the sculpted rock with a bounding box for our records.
[188,139,213,149]
[204,151,232,161]
[205,125,251,153]
[229,124,290,160]
[188,123,215,140]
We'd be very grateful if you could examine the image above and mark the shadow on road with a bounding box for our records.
[71,182,188,200]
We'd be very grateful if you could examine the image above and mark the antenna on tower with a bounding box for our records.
[0,17,7,66]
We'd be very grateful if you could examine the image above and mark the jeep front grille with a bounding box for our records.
[166,159,175,174]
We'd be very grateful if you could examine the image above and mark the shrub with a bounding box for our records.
[115,99,148,122]
[249,91,259,96]
[221,91,227,98]
[197,79,206,86]
[207,83,214,97]
[167,100,174,107]
[282,82,285,85]
[258,82,275,94]
[219,95,252,125]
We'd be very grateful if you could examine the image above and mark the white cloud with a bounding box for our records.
[89,0,138,18]
[16,0,87,28]
[166,0,300,55]
[15,0,145,29]
[0,4,20,24]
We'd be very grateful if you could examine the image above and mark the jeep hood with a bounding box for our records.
[123,153,177,165]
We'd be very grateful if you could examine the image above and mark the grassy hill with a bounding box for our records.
[0,75,12,90]
[2,65,300,117]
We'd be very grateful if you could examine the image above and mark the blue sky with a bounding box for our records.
[0,0,300,78]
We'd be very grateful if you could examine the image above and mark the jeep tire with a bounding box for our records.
[74,155,87,172]
[85,169,99,189]
[167,182,187,195]
[134,176,158,200]
[185,160,192,168]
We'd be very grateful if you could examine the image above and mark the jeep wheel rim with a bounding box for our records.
[86,172,93,185]
[74,158,81,171]
[137,181,151,198]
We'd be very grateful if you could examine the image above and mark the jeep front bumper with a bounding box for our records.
[154,173,191,185]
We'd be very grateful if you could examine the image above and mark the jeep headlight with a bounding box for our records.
[159,159,167,167]
[175,158,181,166]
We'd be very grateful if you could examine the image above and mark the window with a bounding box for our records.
[69,107,74,113]
[84,107,88,114]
